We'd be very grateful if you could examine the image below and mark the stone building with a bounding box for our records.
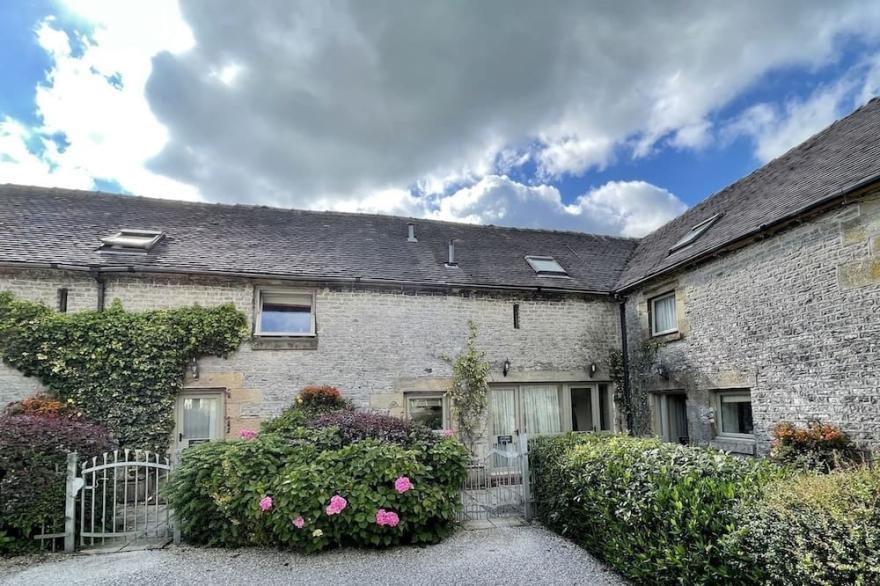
[3,99,880,456]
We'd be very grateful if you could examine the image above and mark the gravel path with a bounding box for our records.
[1,524,626,585]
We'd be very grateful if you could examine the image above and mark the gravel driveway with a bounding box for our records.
[1,524,626,585]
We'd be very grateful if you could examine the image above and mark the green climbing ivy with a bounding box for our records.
[607,338,662,436]
[447,321,490,452]
[0,292,248,451]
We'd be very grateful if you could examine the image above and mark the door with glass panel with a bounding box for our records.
[570,384,614,432]
[176,391,225,450]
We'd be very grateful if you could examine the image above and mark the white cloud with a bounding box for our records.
[3,0,880,237]
[0,1,200,199]
[431,175,686,237]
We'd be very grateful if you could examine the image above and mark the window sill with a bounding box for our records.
[251,336,318,351]
[651,331,683,342]
[710,437,755,455]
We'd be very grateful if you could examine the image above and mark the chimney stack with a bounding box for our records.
[407,223,418,242]
[446,239,457,266]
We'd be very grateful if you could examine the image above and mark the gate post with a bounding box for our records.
[171,451,181,545]
[520,434,531,522]
[64,451,80,553]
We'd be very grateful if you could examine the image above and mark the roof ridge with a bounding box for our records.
[1,183,639,242]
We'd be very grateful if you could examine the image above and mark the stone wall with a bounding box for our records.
[625,191,880,454]
[0,269,620,446]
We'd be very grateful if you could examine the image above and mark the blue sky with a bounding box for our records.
[2,1,880,236]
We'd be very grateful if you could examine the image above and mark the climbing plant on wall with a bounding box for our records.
[0,292,248,451]
[447,320,490,453]
[607,338,662,436]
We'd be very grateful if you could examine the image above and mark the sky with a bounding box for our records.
[2,1,880,238]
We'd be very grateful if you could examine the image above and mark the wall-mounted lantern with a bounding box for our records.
[655,363,670,380]
[588,363,598,378]
[190,358,200,380]
[502,358,511,377]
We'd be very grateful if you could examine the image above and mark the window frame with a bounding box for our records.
[649,291,678,337]
[668,213,721,253]
[405,392,448,431]
[566,383,615,433]
[175,388,226,451]
[254,287,316,338]
[524,255,569,277]
[714,389,754,440]
[99,229,165,252]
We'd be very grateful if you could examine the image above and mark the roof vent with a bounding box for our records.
[99,229,164,253]
[445,239,458,267]
[407,223,418,242]
[668,213,721,254]
[525,255,568,277]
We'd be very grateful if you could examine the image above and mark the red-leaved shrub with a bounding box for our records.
[3,393,80,419]
[308,410,434,447]
[770,420,862,471]
[0,415,116,552]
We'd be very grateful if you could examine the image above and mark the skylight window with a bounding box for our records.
[99,229,165,252]
[525,255,568,276]
[668,214,721,253]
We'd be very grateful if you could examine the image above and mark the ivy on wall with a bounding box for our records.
[0,292,248,451]
[447,321,490,453]
[607,338,661,436]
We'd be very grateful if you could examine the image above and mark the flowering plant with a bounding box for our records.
[770,420,861,472]
[259,496,273,512]
[239,429,258,440]
[325,495,348,515]
[376,509,400,528]
[394,476,414,494]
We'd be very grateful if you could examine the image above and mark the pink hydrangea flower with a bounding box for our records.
[394,476,414,494]
[376,508,400,527]
[239,429,257,440]
[442,429,455,438]
[259,496,273,512]
[292,516,305,529]
[325,495,348,515]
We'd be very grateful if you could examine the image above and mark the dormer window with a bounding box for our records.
[669,214,721,253]
[99,229,164,253]
[525,255,568,277]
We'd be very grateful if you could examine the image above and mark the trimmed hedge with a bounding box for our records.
[530,433,783,585]
[725,466,880,585]
[0,414,117,553]
[169,428,469,551]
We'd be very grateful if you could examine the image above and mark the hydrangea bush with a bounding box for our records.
[170,402,468,552]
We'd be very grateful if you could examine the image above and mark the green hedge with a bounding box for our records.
[530,434,783,585]
[169,430,469,552]
[724,466,880,585]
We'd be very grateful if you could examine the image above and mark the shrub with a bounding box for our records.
[530,433,783,585]
[726,465,880,585]
[3,393,80,418]
[169,430,469,551]
[298,385,349,413]
[770,420,862,472]
[307,410,435,447]
[0,415,117,553]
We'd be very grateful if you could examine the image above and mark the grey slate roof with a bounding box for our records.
[3,100,880,294]
[615,98,880,290]
[0,185,638,294]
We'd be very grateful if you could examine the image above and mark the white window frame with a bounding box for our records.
[650,291,678,336]
[566,383,615,433]
[652,392,689,443]
[405,393,448,430]
[175,389,226,452]
[715,390,754,440]
[254,287,316,337]
[524,255,569,277]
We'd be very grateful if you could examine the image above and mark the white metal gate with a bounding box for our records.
[52,450,178,552]
[458,435,531,522]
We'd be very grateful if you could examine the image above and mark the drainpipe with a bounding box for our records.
[92,271,106,312]
[618,299,634,436]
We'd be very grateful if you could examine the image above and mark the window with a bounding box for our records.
[513,304,520,329]
[524,255,568,277]
[406,394,446,430]
[653,393,689,444]
[255,288,315,337]
[57,288,68,313]
[570,384,613,432]
[669,213,721,253]
[650,291,677,336]
[99,229,164,252]
[175,390,225,450]
[716,390,754,438]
